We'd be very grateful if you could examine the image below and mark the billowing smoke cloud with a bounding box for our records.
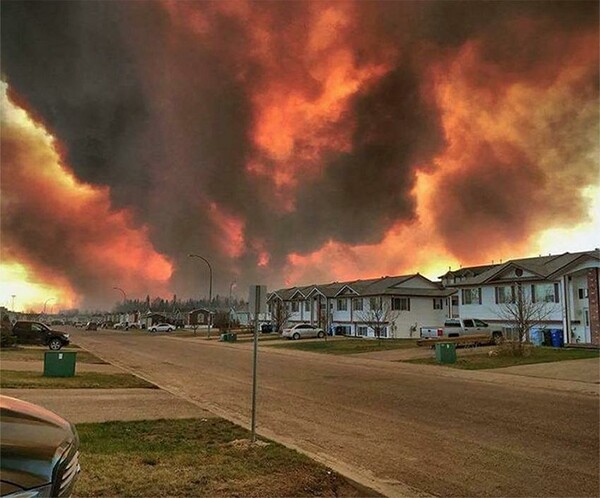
[1,0,598,306]
[0,87,173,309]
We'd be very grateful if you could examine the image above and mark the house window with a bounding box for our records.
[578,288,589,299]
[378,327,388,338]
[337,298,347,311]
[357,326,368,337]
[392,297,410,311]
[532,283,559,303]
[291,301,299,312]
[433,298,443,310]
[352,298,363,311]
[495,286,514,304]
[369,297,380,310]
[462,288,481,305]
[305,300,310,312]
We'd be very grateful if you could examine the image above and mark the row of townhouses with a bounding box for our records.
[268,250,600,346]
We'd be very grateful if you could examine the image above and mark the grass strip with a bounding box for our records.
[75,418,373,497]
[405,347,599,370]
[267,338,418,355]
[1,347,107,364]
[0,370,155,389]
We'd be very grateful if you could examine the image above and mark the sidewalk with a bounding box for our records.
[2,388,214,423]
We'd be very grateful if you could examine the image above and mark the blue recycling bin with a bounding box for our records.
[530,328,543,347]
[550,329,564,348]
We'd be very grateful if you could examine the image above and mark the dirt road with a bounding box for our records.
[72,330,599,497]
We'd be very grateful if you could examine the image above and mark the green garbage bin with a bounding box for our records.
[435,343,456,364]
[44,351,77,377]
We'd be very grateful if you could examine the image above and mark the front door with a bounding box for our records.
[583,308,591,343]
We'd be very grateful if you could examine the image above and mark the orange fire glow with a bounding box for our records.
[208,202,246,259]
[0,83,173,310]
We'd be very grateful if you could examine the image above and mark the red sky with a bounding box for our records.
[1,1,598,311]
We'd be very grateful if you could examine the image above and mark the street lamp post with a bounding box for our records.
[228,281,236,334]
[113,287,127,306]
[113,287,127,324]
[42,298,55,314]
[188,254,213,338]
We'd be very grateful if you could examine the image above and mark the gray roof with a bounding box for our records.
[270,274,453,300]
[446,250,599,287]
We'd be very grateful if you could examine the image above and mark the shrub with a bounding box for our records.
[212,311,238,330]
[493,340,533,358]
[1,329,17,349]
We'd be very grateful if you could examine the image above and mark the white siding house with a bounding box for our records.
[441,250,600,345]
[269,274,455,339]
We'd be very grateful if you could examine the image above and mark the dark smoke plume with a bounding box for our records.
[1,0,598,305]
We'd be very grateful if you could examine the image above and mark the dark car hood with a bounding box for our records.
[0,395,78,490]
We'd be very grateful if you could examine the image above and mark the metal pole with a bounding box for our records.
[251,285,259,442]
[188,254,213,338]
[11,295,15,312]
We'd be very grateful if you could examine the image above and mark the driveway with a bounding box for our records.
[489,357,600,383]
[3,388,214,423]
[70,330,599,497]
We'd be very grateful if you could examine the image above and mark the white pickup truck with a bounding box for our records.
[420,319,504,344]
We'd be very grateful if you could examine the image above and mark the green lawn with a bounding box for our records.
[405,347,599,370]
[0,346,107,364]
[0,370,155,389]
[75,418,374,497]
[268,338,418,355]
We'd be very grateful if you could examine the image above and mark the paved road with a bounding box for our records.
[72,330,599,497]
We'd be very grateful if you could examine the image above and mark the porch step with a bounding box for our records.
[564,343,600,351]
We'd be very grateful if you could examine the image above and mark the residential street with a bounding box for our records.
[70,330,599,497]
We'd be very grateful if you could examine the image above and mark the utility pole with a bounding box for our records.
[11,295,15,312]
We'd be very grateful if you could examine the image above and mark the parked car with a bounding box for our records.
[281,323,325,340]
[11,321,70,350]
[85,322,98,331]
[149,323,176,333]
[420,318,504,344]
[113,322,129,330]
[0,394,80,497]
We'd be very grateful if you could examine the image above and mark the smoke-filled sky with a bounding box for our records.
[1,0,599,311]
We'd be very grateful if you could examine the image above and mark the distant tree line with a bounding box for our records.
[113,295,247,314]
